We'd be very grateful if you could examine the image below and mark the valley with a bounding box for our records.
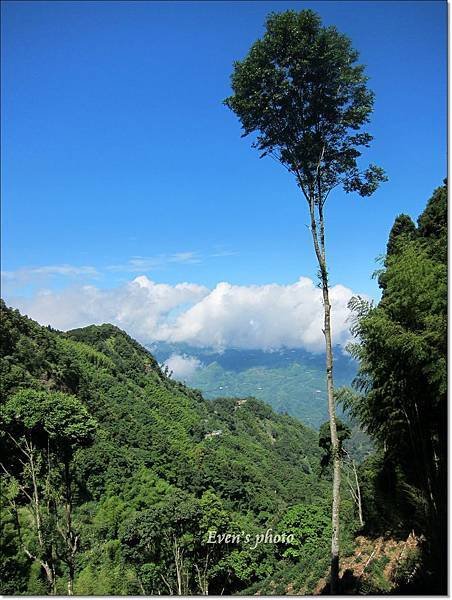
[151,343,357,429]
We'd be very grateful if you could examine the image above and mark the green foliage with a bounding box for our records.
[0,384,98,594]
[345,181,447,592]
[225,9,386,201]
[417,179,447,263]
[1,389,96,445]
[0,495,30,594]
[278,503,331,560]
[385,214,417,258]
[120,489,202,594]
[319,418,351,471]
[0,300,336,595]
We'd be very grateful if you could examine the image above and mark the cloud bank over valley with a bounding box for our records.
[5,275,362,353]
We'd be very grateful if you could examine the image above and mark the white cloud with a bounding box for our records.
[1,264,99,284]
[106,252,201,273]
[159,277,355,352]
[168,252,201,264]
[162,353,203,380]
[7,276,208,333]
[6,275,360,352]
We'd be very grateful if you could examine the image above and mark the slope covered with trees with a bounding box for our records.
[0,302,349,595]
[152,343,357,429]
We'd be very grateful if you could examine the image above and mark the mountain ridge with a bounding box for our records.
[150,341,357,429]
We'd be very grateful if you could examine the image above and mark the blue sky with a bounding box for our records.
[1,1,447,339]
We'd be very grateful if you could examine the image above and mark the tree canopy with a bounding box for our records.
[225,9,386,204]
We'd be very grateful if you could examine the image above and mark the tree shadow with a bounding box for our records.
[317,569,361,595]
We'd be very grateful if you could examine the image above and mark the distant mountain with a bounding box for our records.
[149,343,357,429]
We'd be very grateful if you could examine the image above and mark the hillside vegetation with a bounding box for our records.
[0,183,446,595]
[1,302,348,595]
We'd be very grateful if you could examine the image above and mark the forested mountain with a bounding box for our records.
[150,344,357,429]
[0,302,344,595]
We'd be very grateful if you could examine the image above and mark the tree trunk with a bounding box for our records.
[67,565,74,596]
[352,459,364,528]
[173,538,183,595]
[63,458,76,596]
[322,281,341,594]
[290,154,344,591]
[24,437,58,595]
[195,562,209,595]
[344,451,364,528]
[306,190,341,594]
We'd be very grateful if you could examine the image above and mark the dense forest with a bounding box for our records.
[344,180,447,594]
[0,304,343,595]
[0,181,447,595]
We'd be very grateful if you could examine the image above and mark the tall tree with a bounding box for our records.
[224,9,386,592]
